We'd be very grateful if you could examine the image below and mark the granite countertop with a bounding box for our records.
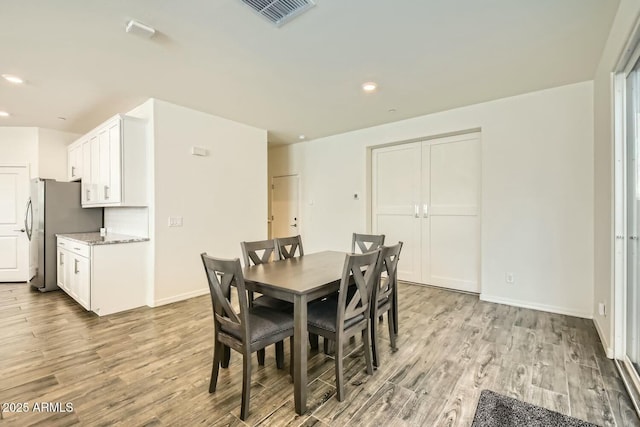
[57,232,150,246]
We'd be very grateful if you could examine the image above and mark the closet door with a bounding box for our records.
[372,143,422,282]
[423,134,480,292]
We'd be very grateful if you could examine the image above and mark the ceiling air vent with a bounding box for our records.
[241,0,316,27]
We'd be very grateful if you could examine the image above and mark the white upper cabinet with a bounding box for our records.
[71,114,148,208]
[67,140,83,181]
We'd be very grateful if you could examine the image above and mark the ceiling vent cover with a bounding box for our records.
[241,0,316,27]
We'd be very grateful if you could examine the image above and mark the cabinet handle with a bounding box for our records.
[414,204,419,218]
[86,188,91,201]
[73,247,81,251]
[74,259,79,274]
[60,253,64,265]
[104,186,110,200]
[71,166,76,177]
[423,204,429,218]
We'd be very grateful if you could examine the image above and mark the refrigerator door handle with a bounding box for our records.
[24,198,33,241]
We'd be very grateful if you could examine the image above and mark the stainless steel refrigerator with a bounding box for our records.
[28,179,103,292]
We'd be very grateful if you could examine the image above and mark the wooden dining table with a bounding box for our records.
[243,250,346,415]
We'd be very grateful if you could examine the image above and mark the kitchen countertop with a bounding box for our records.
[57,232,150,246]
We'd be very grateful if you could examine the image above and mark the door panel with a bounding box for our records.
[271,175,299,238]
[424,136,480,292]
[0,166,29,281]
[372,143,421,282]
[377,214,420,281]
[429,216,479,292]
[108,121,122,203]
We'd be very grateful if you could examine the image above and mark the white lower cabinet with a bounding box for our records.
[56,237,148,316]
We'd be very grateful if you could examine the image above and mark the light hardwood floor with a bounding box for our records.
[1,281,639,426]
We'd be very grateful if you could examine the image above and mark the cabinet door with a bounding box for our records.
[68,145,82,181]
[72,255,91,310]
[81,139,92,204]
[57,248,69,292]
[89,134,100,204]
[107,120,122,203]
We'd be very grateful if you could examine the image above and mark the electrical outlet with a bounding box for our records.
[598,303,606,316]
[168,216,183,227]
[505,272,515,284]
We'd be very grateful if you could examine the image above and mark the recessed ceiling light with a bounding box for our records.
[57,117,67,121]
[299,135,306,140]
[388,108,397,113]
[0,111,10,117]
[362,82,378,93]
[2,74,24,84]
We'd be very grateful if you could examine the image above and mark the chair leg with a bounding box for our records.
[209,340,222,393]
[388,311,397,351]
[222,345,231,368]
[240,352,252,421]
[371,310,380,368]
[275,341,285,369]
[257,348,265,366]
[363,321,374,376]
[309,333,319,350]
[335,338,345,401]
[324,338,334,355]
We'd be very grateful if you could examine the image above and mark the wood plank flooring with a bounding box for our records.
[1,282,639,426]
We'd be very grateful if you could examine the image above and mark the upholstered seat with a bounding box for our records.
[221,306,294,344]
[308,299,365,332]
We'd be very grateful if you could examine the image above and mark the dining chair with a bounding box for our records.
[241,239,293,368]
[352,233,385,254]
[201,253,295,421]
[370,242,403,367]
[307,250,382,400]
[273,235,321,350]
[275,235,304,259]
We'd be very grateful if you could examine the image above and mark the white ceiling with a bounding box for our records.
[0,0,620,144]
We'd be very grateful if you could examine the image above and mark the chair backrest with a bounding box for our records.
[336,250,382,331]
[352,233,385,254]
[373,242,403,306]
[241,239,277,267]
[275,235,304,259]
[200,253,250,342]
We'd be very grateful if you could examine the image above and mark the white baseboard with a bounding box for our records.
[479,294,593,319]
[151,287,210,307]
[593,316,614,359]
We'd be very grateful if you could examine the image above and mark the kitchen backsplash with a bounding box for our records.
[104,207,149,237]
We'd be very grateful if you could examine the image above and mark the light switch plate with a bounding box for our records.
[168,216,183,227]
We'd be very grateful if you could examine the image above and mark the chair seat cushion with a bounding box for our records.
[221,307,294,344]
[253,295,293,312]
[307,299,365,333]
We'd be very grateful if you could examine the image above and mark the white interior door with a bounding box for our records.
[424,135,481,292]
[271,175,299,238]
[0,166,29,282]
[372,143,422,282]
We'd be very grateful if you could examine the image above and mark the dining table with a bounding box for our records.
[243,250,347,415]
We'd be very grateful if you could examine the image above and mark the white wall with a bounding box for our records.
[270,81,594,318]
[38,128,78,180]
[0,127,76,179]
[593,1,640,357]
[152,100,267,305]
[0,127,39,177]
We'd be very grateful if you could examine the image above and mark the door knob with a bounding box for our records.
[290,224,298,227]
